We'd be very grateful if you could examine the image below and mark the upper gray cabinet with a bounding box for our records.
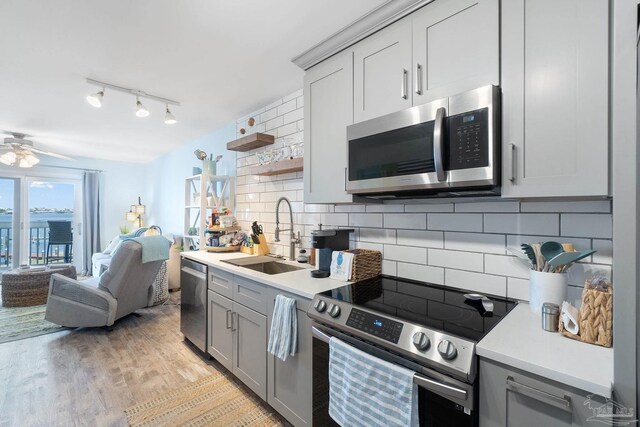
[303,49,355,204]
[412,0,499,105]
[353,19,413,123]
[501,0,609,198]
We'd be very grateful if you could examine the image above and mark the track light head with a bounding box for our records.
[164,105,177,124]
[86,89,104,108]
[135,97,150,118]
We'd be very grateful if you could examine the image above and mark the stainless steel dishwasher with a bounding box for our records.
[180,258,207,352]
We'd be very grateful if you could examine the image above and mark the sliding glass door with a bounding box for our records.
[0,174,83,273]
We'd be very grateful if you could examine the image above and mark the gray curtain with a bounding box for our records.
[82,171,101,275]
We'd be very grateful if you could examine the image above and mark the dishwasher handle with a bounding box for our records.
[181,266,207,281]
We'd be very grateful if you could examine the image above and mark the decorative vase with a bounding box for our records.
[202,160,216,175]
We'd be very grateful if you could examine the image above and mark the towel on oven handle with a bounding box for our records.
[328,337,419,427]
[267,294,297,361]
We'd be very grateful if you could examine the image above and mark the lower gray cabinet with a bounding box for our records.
[207,289,268,400]
[479,358,609,427]
[233,302,267,400]
[207,290,233,371]
[266,289,313,427]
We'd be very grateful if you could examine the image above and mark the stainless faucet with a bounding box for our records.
[274,196,301,260]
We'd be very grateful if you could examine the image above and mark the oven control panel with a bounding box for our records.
[345,308,403,344]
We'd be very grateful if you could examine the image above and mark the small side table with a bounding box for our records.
[1,266,77,307]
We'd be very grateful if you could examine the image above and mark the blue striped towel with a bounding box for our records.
[267,295,297,361]
[329,337,418,427]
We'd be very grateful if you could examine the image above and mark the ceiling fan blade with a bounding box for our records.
[28,147,75,161]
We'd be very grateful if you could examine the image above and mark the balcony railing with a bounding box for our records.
[0,221,72,268]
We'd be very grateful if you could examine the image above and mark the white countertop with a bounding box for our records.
[477,303,613,398]
[181,250,348,299]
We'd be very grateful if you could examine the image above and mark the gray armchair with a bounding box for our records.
[45,240,164,328]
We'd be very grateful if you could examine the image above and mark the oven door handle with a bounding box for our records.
[311,326,468,402]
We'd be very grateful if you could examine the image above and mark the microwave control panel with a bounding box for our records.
[447,107,489,170]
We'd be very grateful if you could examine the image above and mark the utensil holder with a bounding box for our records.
[202,160,216,175]
[528,270,568,315]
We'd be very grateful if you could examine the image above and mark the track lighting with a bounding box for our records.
[135,97,150,118]
[86,78,180,124]
[164,104,177,124]
[86,89,104,108]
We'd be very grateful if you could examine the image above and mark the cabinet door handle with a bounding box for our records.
[344,167,347,191]
[226,309,232,329]
[401,68,408,100]
[231,311,237,331]
[433,107,446,182]
[506,377,572,413]
[415,64,422,95]
[509,143,517,183]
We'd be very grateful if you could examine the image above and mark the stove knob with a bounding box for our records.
[412,332,430,351]
[437,340,458,360]
[327,304,341,318]
[313,299,327,313]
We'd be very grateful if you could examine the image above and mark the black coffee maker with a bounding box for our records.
[310,225,354,278]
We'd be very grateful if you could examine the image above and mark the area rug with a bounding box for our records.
[0,304,67,344]
[124,371,284,427]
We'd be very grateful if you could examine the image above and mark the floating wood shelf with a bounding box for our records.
[227,133,274,152]
[206,226,241,233]
[250,158,303,176]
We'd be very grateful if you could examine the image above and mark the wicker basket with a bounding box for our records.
[559,281,612,348]
[341,249,382,282]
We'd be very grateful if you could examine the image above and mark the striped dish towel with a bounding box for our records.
[329,337,418,427]
[267,295,297,361]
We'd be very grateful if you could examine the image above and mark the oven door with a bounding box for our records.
[346,98,449,195]
[312,324,477,427]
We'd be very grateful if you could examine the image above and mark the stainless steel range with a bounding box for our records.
[307,275,517,427]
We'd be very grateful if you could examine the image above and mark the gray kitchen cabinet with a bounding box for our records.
[303,49,355,204]
[207,290,233,371]
[207,270,268,400]
[266,289,313,427]
[353,19,413,123]
[412,0,499,105]
[501,0,609,198]
[479,359,609,427]
[232,302,268,400]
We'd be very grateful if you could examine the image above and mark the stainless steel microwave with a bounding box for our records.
[346,85,500,199]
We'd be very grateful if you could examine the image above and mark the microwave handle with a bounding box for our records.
[433,107,446,182]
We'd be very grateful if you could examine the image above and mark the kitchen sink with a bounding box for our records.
[222,256,305,275]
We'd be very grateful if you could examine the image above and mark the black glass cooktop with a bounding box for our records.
[318,275,518,342]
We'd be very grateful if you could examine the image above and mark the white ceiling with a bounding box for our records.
[0,0,386,163]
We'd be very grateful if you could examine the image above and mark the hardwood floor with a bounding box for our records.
[0,293,256,427]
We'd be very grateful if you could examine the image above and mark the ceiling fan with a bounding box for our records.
[0,132,74,168]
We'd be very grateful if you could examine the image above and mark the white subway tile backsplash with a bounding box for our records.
[592,239,613,264]
[398,263,444,285]
[385,245,427,264]
[428,213,483,232]
[484,214,559,235]
[507,277,529,301]
[428,249,483,272]
[405,203,454,213]
[445,232,505,254]
[520,200,611,213]
[321,213,349,227]
[335,204,366,213]
[384,213,426,229]
[445,269,507,297]
[382,260,397,276]
[235,89,613,303]
[365,204,405,213]
[349,213,383,228]
[454,201,519,213]
[396,230,443,248]
[360,228,397,244]
[561,214,612,238]
[484,254,530,279]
